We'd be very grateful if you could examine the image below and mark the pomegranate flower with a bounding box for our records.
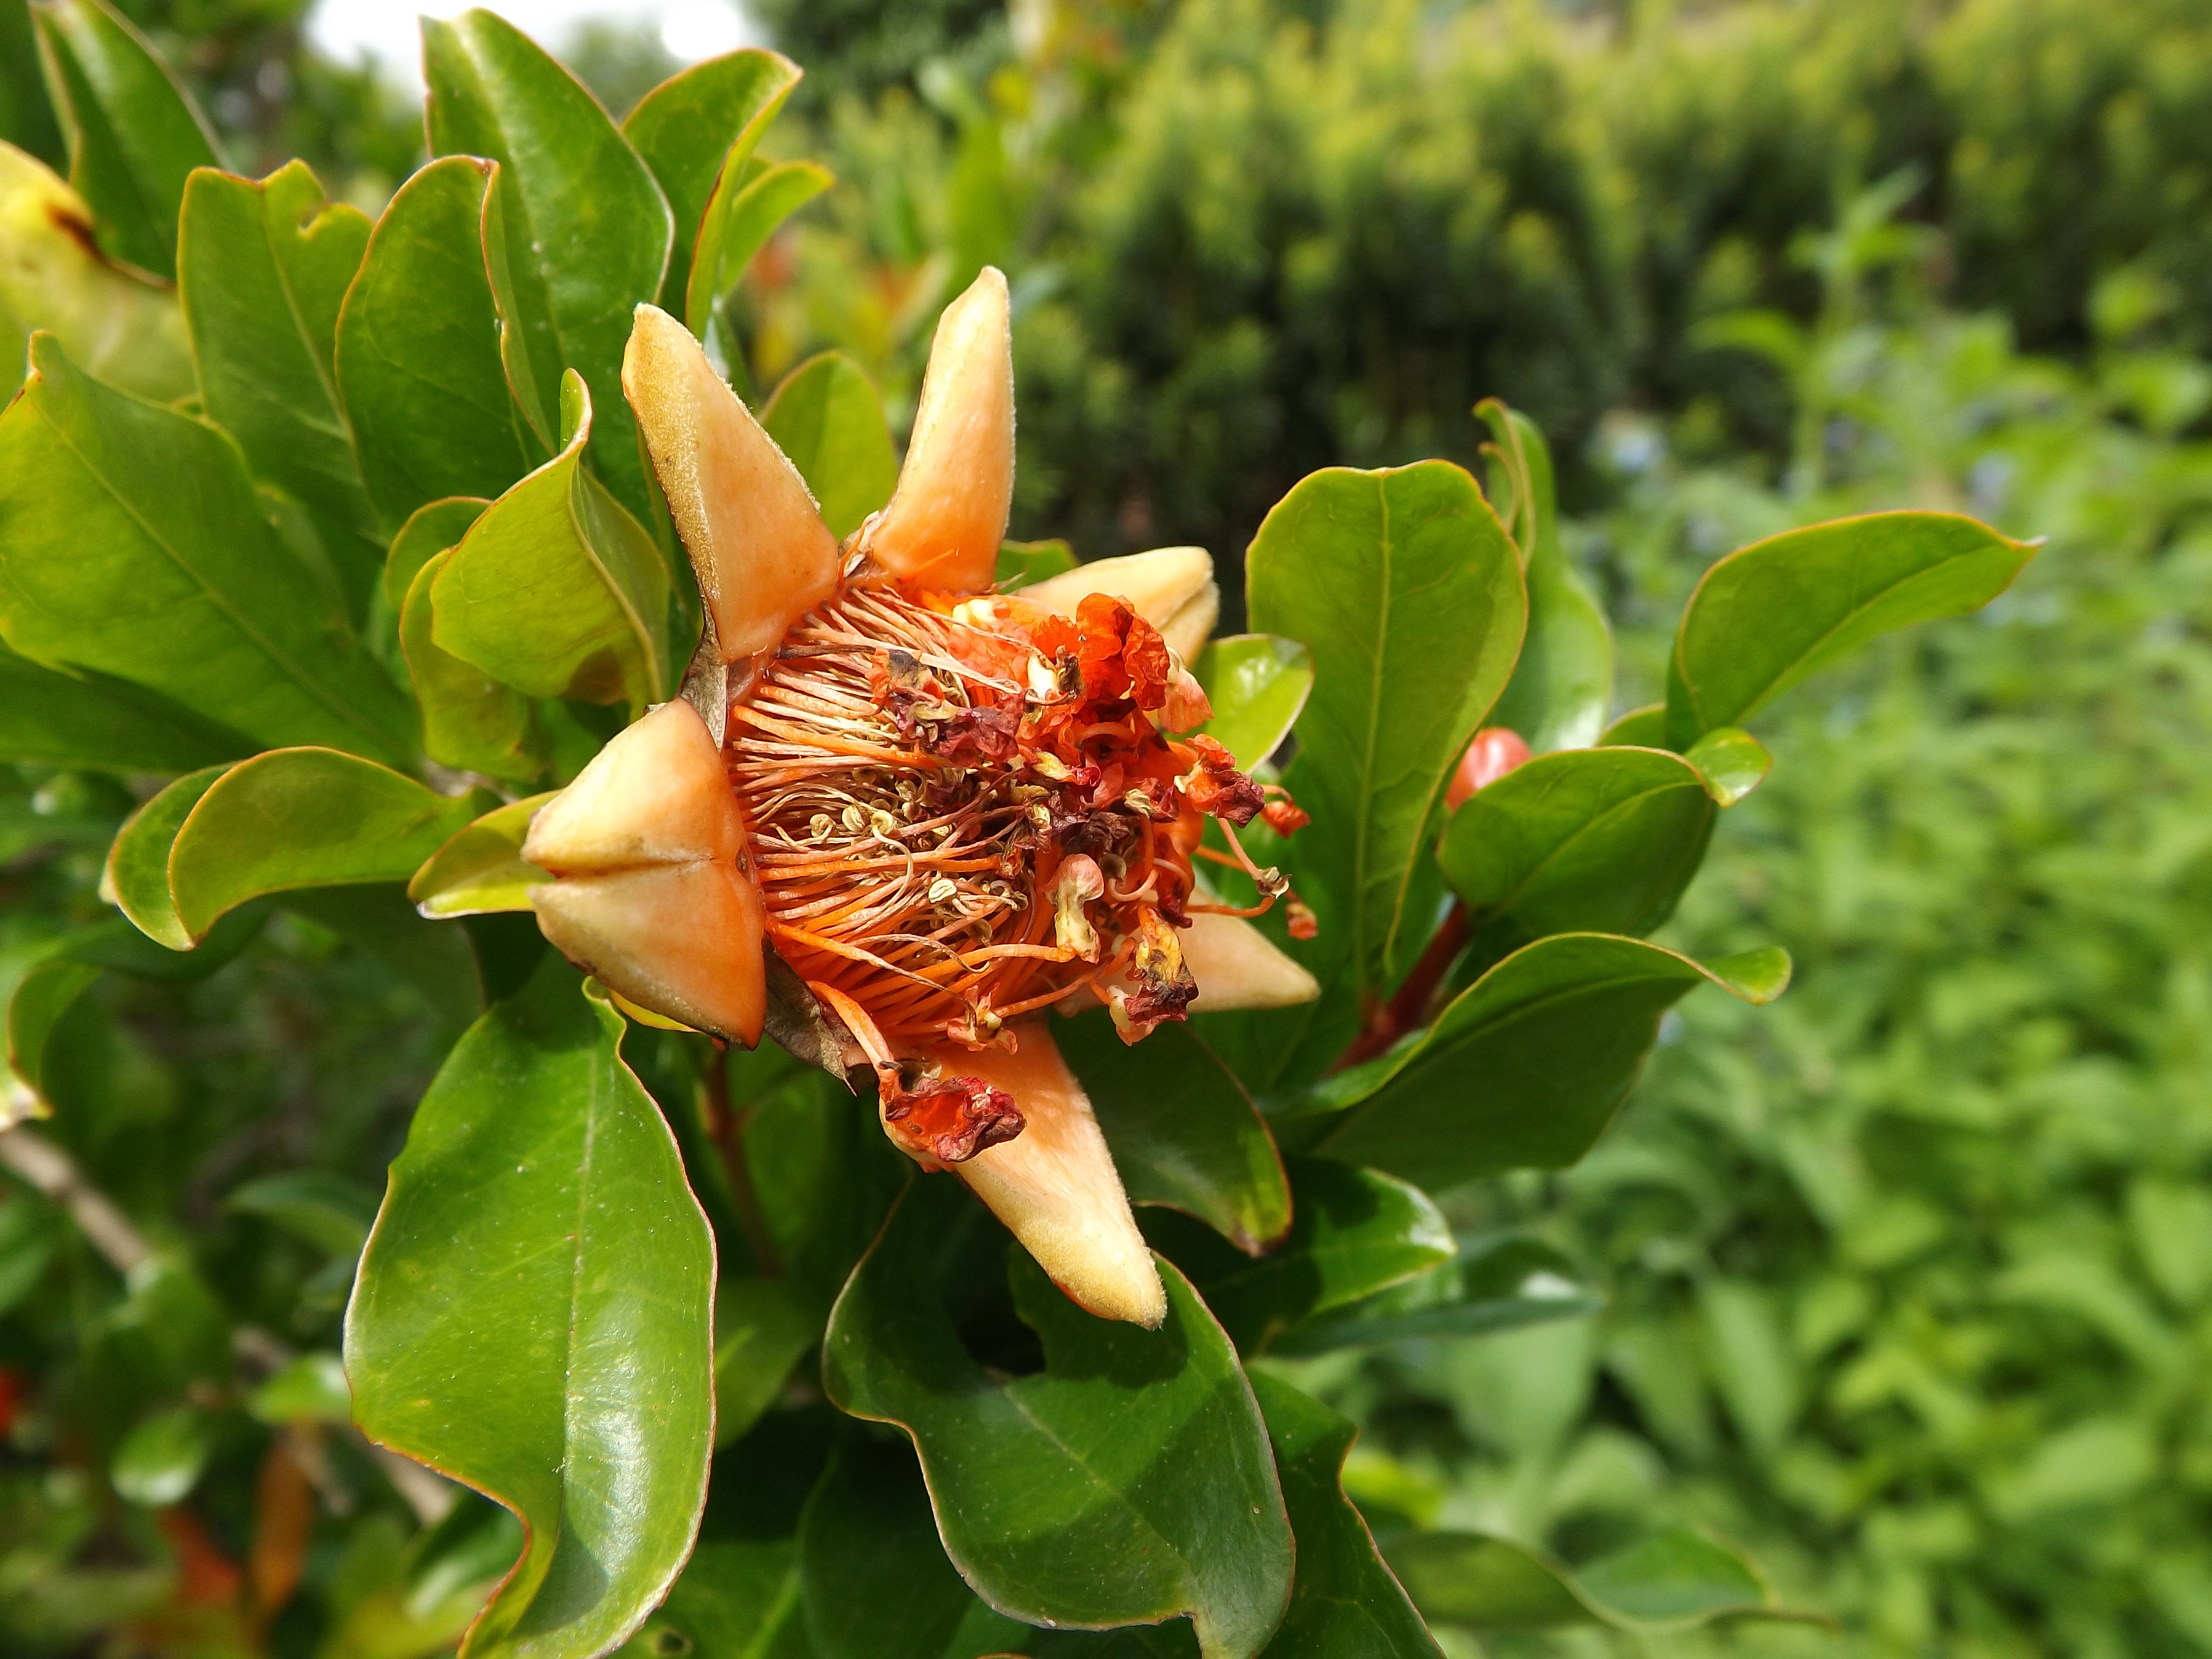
[520,269,1318,1327]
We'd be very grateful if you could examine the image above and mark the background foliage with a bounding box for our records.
[2,0,2208,1655]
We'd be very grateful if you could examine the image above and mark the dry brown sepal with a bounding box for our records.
[624,303,839,662]
[857,267,1014,594]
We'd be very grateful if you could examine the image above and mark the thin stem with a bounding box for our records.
[1331,901,1470,1070]
[699,1046,783,1280]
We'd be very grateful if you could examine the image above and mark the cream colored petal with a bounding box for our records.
[858,267,1012,595]
[522,699,742,872]
[1182,912,1320,1011]
[531,861,766,1046]
[928,1027,1166,1328]
[1017,546,1219,652]
[624,303,838,661]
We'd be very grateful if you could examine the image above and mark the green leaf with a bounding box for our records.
[1664,510,2036,747]
[148,749,487,946]
[1192,635,1314,774]
[346,961,715,1659]
[622,48,801,317]
[225,1170,379,1257]
[1246,1376,1442,1656]
[760,350,899,540]
[714,1276,819,1450]
[281,884,484,1022]
[5,955,97,1115]
[335,156,535,533]
[1435,747,1716,948]
[385,496,491,617]
[101,763,224,950]
[822,1178,1295,1658]
[1246,462,1525,997]
[998,539,1079,587]
[432,370,671,712]
[0,138,190,400]
[424,9,673,522]
[403,549,548,783]
[1599,704,1664,747]
[0,334,419,763]
[178,161,380,610]
[1681,725,1770,807]
[798,1436,1031,1659]
[409,793,555,919]
[1307,936,1792,1189]
[686,159,832,340]
[1387,1527,1814,1634]
[110,1404,212,1506]
[621,1537,809,1659]
[1059,1011,1291,1257]
[0,643,240,773]
[1269,1234,1602,1357]
[247,1351,352,1425]
[1479,401,1611,753]
[1144,1160,1453,1356]
[30,0,220,279]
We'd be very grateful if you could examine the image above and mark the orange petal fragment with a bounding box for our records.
[927,1024,1165,1328]
[859,267,1012,594]
[531,861,766,1046]
[624,302,838,661]
[1017,545,1219,659]
[523,698,743,872]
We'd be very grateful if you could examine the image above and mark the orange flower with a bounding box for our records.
[521,270,1318,1327]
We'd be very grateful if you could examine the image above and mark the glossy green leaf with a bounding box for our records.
[346,962,715,1659]
[425,10,672,521]
[822,1178,1294,1657]
[110,1404,212,1506]
[1479,401,1611,754]
[5,955,97,1115]
[799,1436,1031,1659]
[1435,747,1715,947]
[1269,1234,1602,1357]
[1682,725,1770,807]
[247,1351,353,1426]
[101,764,223,949]
[686,159,832,339]
[622,48,801,317]
[1308,936,1792,1189]
[410,793,555,919]
[1246,1376,1441,1657]
[0,334,418,763]
[158,749,487,946]
[404,549,547,783]
[1059,1011,1292,1257]
[0,643,240,773]
[1192,635,1314,774]
[714,1276,819,1450]
[1388,1527,1813,1634]
[1144,1160,1452,1356]
[385,496,491,616]
[999,539,1079,587]
[1665,510,2036,747]
[335,156,535,532]
[1599,704,1664,747]
[760,350,899,540]
[1246,462,1526,997]
[432,370,671,711]
[0,137,190,399]
[178,161,379,608]
[30,0,220,278]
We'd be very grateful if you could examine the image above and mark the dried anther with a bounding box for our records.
[881,1067,1026,1164]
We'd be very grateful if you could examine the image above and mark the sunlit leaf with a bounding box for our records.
[686,159,832,340]
[425,9,672,521]
[1665,510,2036,746]
[1306,936,1792,1188]
[347,962,715,1659]
[30,0,220,278]
[5,955,97,1116]
[178,160,380,610]
[822,1178,1294,1657]
[384,496,490,616]
[1192,635,1313,774]
[111,1404,212,1506]
[402,549,548,783]
[102,763,225,950]
[0,334,419,763]
[335,156,535,532]
[760,350,899,540]
[409,793,555,919]
[1270,1234,1602,1356]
